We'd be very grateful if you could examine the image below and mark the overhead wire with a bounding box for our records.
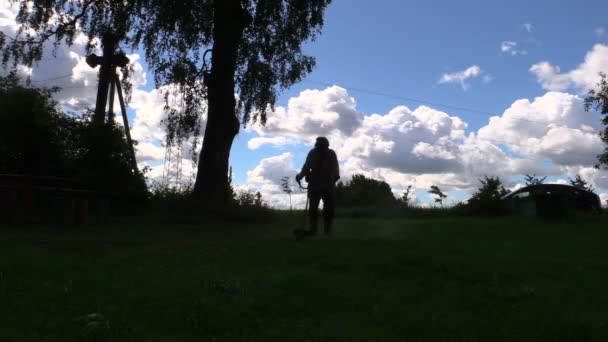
[270,80,604,165]
[7,69,603,165]
[303,79,599,134]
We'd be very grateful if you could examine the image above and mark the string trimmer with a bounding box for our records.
[293,178,311,239]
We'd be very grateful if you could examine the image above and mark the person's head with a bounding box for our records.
[315,136,330,150]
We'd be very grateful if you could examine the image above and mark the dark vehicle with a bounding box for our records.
[502,184,601,216]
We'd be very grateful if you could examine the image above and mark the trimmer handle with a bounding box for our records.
[296,176,308,191]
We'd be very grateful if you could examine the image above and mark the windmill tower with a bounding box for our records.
[86,32,138,173]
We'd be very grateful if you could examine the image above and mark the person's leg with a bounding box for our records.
[321,188,335,235]
[308,191,321,235]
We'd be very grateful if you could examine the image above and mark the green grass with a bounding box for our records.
[1,214,608,341]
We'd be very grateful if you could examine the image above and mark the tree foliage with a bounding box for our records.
[399,185,414,207]
[1,0,332,140]
[234,189,266,208]
[0,73,77,175]
[428,185,447,206]
[524,174,546,186]
[281,176,292,209]
[466,176,510,215]
[469,176,510,202]
[569,175,595,192]
[1,0,333,205]
[0,74,146,198]
[335,174,396,207]
[584,72,608,167]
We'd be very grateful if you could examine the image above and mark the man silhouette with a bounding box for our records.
[296,137,340,236]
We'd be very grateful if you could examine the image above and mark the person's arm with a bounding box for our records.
[332,150,340,183]
[296,151,313,182]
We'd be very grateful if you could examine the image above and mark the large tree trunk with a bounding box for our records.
[192,0,244,206]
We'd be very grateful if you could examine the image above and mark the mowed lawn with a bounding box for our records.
[1,214,608,341]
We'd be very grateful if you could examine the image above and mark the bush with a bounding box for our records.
[335,174,396,207]
[0,75,148,207]
[0,74,81,176]
[466,176,510,216]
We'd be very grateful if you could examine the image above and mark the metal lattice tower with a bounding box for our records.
[161,86,185,190]
[162,141,183,190]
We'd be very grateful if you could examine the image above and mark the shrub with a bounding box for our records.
[466,176,510,215]
[335,174,397,207]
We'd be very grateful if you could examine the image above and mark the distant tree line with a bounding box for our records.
[327,171,597,215]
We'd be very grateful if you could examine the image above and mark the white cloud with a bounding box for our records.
[0,1,209,192]
[501,41,527,56]
[135,142,165,163]
[0,2,147,112]
[130,87,171,142]
[562,166,608,190]
[144,158,197,188]
[247,136,293,150]
[523,23,534,33]
[599,193,608,207]
[477,92,603,167]
[340,105,467,174]
[246,85,607,206]
[250,85,363,147]
[247,152,298,190]
[530,44,608,93]
[438,65,483,90]
[244,153,307,209]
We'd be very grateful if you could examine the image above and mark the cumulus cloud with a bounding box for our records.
[0,1,147,112]
[438,65,483,90]
[144,157,197,187]
[247,136,293,150]
[130,87,171,142]
[249,85,363,152]
[136,142,166,163]
[477,92,603,166]
[340,105,467,174]
[530,44,608,92]
[501,41,527,56]
[0,1,206,188]
[245,152,304,208]
[245,84,607,207]
[247,152,297,190]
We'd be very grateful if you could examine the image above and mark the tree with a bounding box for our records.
[0,73,72,175]
[524,174,546,186]
[280,176,293,210]
[1,0,332,206]
[399,185,414,207]
[227,166,236,203]
[234,189,266,208]
[335,174,396,207]
[428,185,447,206]
[469,176,510,202]
[0,74,147,198]
[585,72,608,168]
[467,176,510,215]
[569,175,595,192]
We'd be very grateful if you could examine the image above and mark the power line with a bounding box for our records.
[29,73,74,83]
[303,79,598,133]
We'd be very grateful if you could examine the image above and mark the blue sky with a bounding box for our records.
[2,0,608,207]
[228,0,608,204]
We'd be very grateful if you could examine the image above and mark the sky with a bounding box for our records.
[2,0,608,208]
